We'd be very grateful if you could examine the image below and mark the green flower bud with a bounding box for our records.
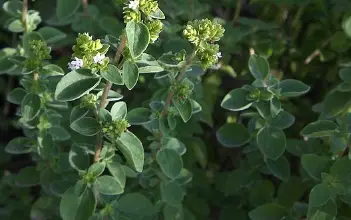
[123,8,142,23]
[139,0,158,15]
[24,40,51,70]
[70,33,110,73]
[183,19,224,46]
[80,94,98,109]
[172,82,192,101]
[145,20,163,43]
[37,115,51,131]
[197,43,220,69]
[103,119,130,139]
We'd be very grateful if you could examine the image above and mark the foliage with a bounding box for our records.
[1,0,351,219]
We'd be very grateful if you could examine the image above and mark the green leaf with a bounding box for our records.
[163,205,184,220]
[2,0,23,17]
[161,137,186,155]
[15,166,40,187]
[5,137,33,154]
[216,123,250,147]
[70,117,101,136]
[150,8,165,19]
[126,108,151,125]
[269,111,295,130]
[279,79,310,97]
[107,162,126,189]
[161,181,185,206]
[38,27,67,44]
[55,69,101,101]
[21,93,41,121]
[42,64,65,76]
[56,0,81,21]
[307,200,337,220]
[309,183,331,207]
[300,120,338,138]
[60,187,96,220]
[88,162,106,177]
[138,65,164,73]
[248,54,270,80]
[343,16,351,38]
[23,32,43,56]
[338,68,351,82]
[7,88,26,104]
[116,193,155,219]
[117,131,144,172]
[49,126,71,141]
[249,203,287,220]
[94,175,123,195]
[70,105,89,124]
[266,156,291,182]
[7,19,24,32]
[324,90,351,118]
[221,88,252,111]
[156,149,183,179]
[123,61,139,90]
[301,154,330,180]
[126,22,150,58]
[69,144,90,171]
[173,98,192,122]
[101,64,123,85]
[257,126,286,160]
[111,101,127,120]
[277,177,307,207]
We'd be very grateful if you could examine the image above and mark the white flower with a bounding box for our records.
[93,53,105,64]
[68,57,83,70]
[128,0,140,10]
[216,52,222,59]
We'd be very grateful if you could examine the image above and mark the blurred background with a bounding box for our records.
[1,0,351,219]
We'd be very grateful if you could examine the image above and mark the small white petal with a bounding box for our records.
[69,57,83,70]
[93,53,105,64]
[128,0,139,10]
[216,52,222,58]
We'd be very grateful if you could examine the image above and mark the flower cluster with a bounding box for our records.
[24,40,51,70]
[103,119,130,139]
[123,0,164,43]
[172,81,192,101]
[68,33,110,72]
[183,19,225,68]
[80,94,98,109]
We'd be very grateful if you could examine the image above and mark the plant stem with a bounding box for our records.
[304,36,333,64]
[94,34,127,163]
[160,50,197,117]
[82,0,89,17]
[232,0,242,24]
[22,0,28,33]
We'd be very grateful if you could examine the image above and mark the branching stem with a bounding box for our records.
[94,34,127,163]
[160,50,197,117]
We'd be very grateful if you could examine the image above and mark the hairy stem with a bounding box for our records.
[22,0,28,33]
[82,0,89,17]
[160,50,197,117]
[94,34,127,163]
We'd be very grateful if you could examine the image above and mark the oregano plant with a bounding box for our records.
[2,0,351,219]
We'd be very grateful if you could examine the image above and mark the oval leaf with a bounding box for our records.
[300,120,338,138]
[216,123,250,147]
[221,88,252,111]
[55,69,100,101]
[257,126,286,160]
[126,21,150,58]
[279,79,310,97]
[156,149,183,179]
